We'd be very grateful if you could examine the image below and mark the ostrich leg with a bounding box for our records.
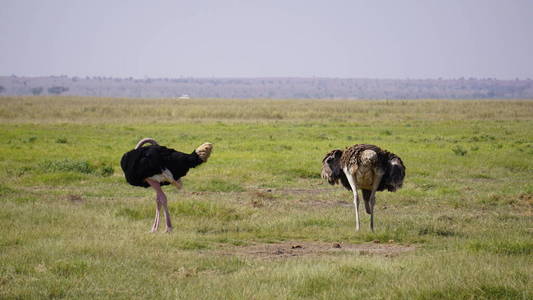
[146,179,162,232]
[151,198,161,233]
[146,179,173,233]
[344,168,360,231]
[160,192,172,233]
[368,173,384,232]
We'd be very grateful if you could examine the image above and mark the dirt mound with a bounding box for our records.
[223,241,415,259]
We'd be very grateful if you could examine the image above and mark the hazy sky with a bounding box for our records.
[1,0,532,79]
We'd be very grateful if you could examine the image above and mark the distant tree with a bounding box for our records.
[48,86,69,95]
[31,87,43,95]
[0,85,4,93]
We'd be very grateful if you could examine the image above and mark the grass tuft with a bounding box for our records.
[468,240,532,256]
[178,240,210,250]
[451,145,468,156]
[36,159,114,177]
[294,275,335,297]
[51,260,89,277]
[39,159,95,174]
[173,200,246,221]
[418,226,457,237]
[287,168,320,179]
[195,179,245,192]
[116,207,152,220]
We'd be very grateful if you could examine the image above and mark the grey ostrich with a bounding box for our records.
[321,144,405,231]
[120,138,213,233]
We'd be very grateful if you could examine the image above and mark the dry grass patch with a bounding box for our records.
[218,240,415,259]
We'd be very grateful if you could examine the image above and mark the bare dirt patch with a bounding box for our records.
[260,188,333,195]
[221,241,415,259]
[66,194,84,203]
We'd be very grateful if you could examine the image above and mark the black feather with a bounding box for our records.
[378,153,405,192]
[120,145,204,188]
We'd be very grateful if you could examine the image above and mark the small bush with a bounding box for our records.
[452,145,467,156]
[471,173,493,179]
[24,136,37,143]
[469,134,495,142]
[381,129,392,136]
[97,164,114,177]
[418,226,456,237]
[38,159,114,177]
[56,137,68,144]
[274,144,293,151]
[39,159,95,174]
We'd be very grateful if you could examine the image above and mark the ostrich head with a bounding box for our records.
[195,142,213,162]
[385,157,405,192]
[321,149,343,185]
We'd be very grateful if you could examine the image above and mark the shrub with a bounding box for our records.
[98,165,114,177]
[452,145,467,156]
[381,129,393,136]
[39,159,94,174]
[38,159,114,177]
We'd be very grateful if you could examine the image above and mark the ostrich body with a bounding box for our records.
[120,138,213,232]
[321,144,405,231]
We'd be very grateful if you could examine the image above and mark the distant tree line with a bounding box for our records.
[47,86,69,94]
[0,76,532,99]
[31,87,43,95]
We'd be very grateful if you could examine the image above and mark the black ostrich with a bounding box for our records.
[120,138,213,233]
[321,144,405,231]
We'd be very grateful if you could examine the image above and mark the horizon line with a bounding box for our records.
[2,74,532,81]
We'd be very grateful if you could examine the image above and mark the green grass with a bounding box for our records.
[0,96,532,299]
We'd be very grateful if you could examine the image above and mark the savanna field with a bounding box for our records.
[0,97,532,299]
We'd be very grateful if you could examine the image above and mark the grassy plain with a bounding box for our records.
[0,96,532,299]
